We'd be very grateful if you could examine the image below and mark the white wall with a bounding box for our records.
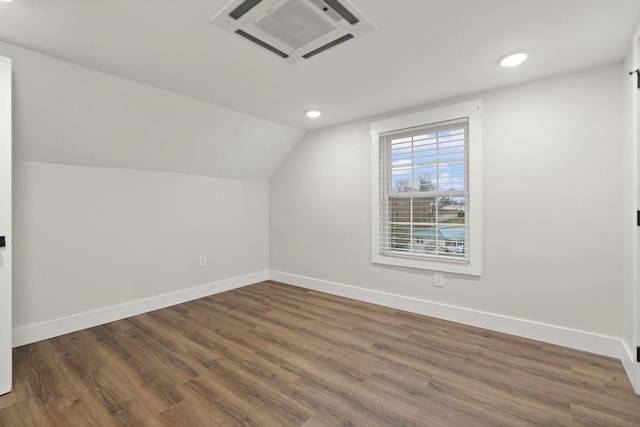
[2,33,631,375]
[270,64,625,355]
[0,41,294,345]
[13,162,269,344]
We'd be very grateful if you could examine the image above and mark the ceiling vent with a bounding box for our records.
[211,0,375,64]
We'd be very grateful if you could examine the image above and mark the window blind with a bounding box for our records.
[379,117,469,261]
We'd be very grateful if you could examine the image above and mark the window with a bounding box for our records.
[371,100,482,275]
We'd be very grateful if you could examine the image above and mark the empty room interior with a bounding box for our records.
[2,0,640,425]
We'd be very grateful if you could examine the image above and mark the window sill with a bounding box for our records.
[373,252,481,276]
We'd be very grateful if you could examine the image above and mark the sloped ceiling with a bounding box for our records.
[0,0,639,132]
[2,41,304,181]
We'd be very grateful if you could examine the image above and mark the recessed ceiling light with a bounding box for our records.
[306,110,321,118]
[500,53,528,67]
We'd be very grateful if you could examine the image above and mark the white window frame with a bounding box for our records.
[371,100,482,276]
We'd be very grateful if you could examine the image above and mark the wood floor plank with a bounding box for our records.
[159,389,237,427]
[287,376,389,427]
[182,378,276,426]
[1,280,639,426]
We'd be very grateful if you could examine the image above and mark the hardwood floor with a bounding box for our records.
[0,280,639,426]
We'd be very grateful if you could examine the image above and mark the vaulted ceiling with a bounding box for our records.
[1,0,639,132]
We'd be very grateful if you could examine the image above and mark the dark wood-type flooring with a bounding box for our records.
[0,280,639,426]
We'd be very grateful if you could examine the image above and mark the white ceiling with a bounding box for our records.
[0,0,639,131]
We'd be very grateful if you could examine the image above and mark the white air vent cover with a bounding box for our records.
[211,0,375,64]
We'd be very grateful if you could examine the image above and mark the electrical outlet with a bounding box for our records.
[434,272,445,288]
[199,255,207,268]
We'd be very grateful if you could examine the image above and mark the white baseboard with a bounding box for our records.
[12,270,268,347]
[269,270,625,360]
[620,341,640,394]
